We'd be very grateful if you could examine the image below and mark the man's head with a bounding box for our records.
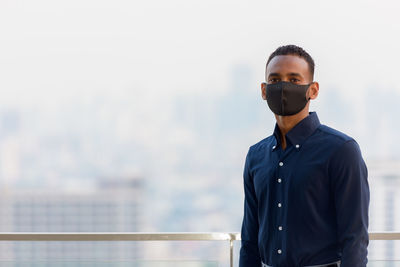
[266,45,315,81]
[261,45,319,116]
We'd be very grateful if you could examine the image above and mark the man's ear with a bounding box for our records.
[261,82,267,100]
[308,81,319,100]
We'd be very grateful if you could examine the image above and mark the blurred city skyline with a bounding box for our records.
[0,63,399,220]
[0,0,400,263]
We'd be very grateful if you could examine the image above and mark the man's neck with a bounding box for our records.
[275,109,310,150]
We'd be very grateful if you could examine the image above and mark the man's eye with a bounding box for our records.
[269,78,279,83]
[290,78,300,83]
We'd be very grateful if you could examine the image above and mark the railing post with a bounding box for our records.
[230,238,234,267]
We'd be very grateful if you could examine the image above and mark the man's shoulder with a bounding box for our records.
[248,135,275,154]
[318,125,366,169]
[316,124,355,145]
[315,124,366,160]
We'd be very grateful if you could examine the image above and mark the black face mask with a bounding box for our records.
[266,81,312,116]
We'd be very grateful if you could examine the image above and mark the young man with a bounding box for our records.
[239,45,370,267]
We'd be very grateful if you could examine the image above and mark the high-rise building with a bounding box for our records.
[367,160,400,261]
[0,175,144,261]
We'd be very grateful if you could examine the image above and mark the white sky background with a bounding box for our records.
[0,0,400,163]
[1,0,400,99]
[1,0,400,235]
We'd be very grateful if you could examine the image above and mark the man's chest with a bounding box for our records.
[250,144,333,203]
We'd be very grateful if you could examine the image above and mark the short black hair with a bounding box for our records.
[266,45,315,79]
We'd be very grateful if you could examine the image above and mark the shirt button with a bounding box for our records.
[278,226,283,231]
[277,249,282,254]
[279,162,283,166]
[277,178,282,183]
[272,145,276,150]
[278,202,282,208]
[295,144,300,148]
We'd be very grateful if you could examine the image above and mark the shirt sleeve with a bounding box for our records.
[329,140,370,267]
[239,148,261,267]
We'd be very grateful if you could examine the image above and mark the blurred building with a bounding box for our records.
[0,175,144,261]
[367,160,400,261]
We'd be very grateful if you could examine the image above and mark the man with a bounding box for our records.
[239,45,370,267]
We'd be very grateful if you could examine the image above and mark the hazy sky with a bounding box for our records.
[1,0,400,236]
[0,0,399,162]
[1,0,400,100]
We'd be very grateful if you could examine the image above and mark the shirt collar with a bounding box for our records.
[272,112,321,150]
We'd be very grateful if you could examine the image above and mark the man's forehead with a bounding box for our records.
[266,55,309,76]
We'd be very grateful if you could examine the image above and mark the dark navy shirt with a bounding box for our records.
[239,112,369,267]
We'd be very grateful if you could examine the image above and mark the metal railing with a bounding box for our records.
[0,232,399,267]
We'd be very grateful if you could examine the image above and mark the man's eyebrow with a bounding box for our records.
[287,72,303,77]
[267,73,280,78]
[267,72,304,78]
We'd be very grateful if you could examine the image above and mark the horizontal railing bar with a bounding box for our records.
[369,231,400,240]
[0,232,397,241]
[0,232,241,241]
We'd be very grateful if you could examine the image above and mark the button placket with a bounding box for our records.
[274,143,301,257]
[276,156,285,255]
